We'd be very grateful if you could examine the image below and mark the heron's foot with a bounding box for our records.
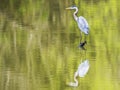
[78,41,87,50]
[80,41,87,47]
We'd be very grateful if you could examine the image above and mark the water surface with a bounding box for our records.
[0,0,120,90]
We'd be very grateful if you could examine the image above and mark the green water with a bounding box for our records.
[0,0,120,90]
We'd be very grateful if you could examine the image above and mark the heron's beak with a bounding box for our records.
[66,7,71,9]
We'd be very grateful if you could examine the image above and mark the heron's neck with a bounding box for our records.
[74,75,78,86]
[73,8,78,21]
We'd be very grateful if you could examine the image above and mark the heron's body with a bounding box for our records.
[77,16,89,34]
[66,6,89,34]
[66,6,89,42]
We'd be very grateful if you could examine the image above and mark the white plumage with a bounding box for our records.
[77,16,89,34]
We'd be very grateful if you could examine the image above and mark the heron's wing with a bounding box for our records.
[77,60,90,77]
[77,16,89,34]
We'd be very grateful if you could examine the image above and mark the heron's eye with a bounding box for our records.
[72,5,76,7]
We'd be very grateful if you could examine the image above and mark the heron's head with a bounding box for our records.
[66,5,78,10]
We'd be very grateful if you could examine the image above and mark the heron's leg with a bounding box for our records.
[80,32,82,43]
[84,34,88,42]
[84,34,86,42]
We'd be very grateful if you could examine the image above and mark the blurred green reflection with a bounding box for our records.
[0,0,120,90]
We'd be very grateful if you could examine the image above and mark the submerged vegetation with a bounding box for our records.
[0,0,120,90]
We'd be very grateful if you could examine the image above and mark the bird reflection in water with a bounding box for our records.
[68,60,90,87]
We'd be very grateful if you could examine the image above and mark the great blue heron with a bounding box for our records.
[68,60,90,87]
[66,6,89,43]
